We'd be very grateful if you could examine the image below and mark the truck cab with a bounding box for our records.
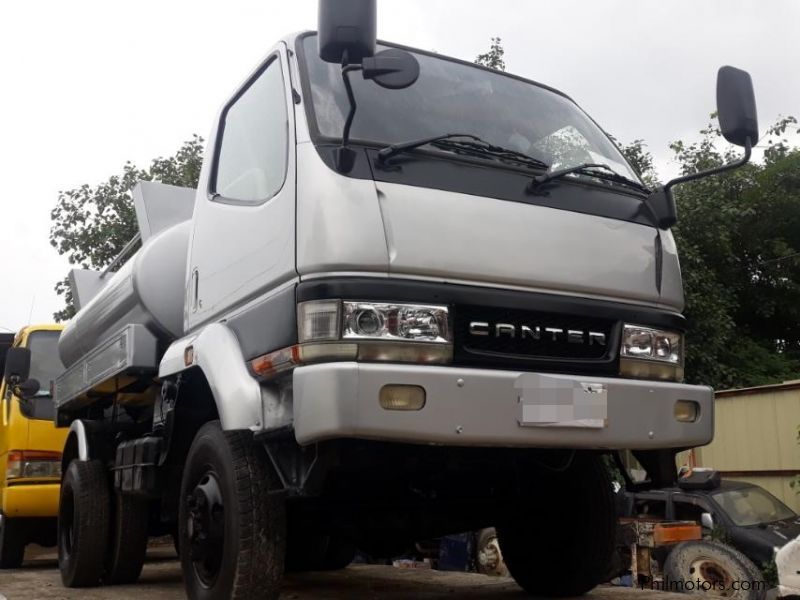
[52,2,761,598]
[0,324,66,568]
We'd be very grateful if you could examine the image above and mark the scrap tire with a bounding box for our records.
[58,459,110,587]
[179,421,286,600]
[475,527,508,577]
[0,516,26,568]
[496,452,616,598]
[664,540,766,600]
[105,493,149,584]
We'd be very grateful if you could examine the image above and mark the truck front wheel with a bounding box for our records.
[179,421,286,600]
[497,453,616,598]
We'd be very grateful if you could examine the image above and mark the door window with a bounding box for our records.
[213,56,288,203]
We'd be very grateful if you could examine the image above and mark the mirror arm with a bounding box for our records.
[334,64,363,173]
[644,137,752,231]
[664,137,752,193]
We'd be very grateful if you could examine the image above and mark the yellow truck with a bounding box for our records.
[0,324,66,568]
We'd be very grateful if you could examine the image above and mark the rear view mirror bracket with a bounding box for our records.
[333,50,421,174]
[334,64,363,174]
[646,136,752,230]
[13,378,40,400]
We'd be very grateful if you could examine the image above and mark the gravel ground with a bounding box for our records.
[0,547,691,600]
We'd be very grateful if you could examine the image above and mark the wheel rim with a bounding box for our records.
[689,557,735,596]
[186,470,225,588]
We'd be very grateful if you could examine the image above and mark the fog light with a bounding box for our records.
[379,385,426,411]
[674,400,699,423]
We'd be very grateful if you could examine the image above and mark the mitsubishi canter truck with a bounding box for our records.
[0,324,66,568]
[51,1,760,597]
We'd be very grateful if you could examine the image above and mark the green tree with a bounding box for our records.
[475,37,506,71]
[50,136,204,321]
[620,118,800,389]
[615,138,659,188]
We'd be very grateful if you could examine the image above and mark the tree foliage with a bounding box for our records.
[619,117,800,389]
[475,37,506,71]
[49,136,204,321]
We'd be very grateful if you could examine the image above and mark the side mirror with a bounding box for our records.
[13,378,40,400]
[649,66,760,230]
[701,512,715,530]
[717,66,758,147]
[4,347,31,384]
[362,49,420,90]
[318,0,377,64]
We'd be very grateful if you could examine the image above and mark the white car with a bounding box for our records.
[776,535,800,598]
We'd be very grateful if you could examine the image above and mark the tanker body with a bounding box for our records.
[52,2,761,599]
[58,219,190,370]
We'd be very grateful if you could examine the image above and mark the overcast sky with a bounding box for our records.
[1,0,798,331]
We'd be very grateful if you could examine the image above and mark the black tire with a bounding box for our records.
[105,493,149,584]
[664,540,767,600]
[179,421,286,600]
[0,516,26,568]
[496,453,616,597]
[285,533,356,572]
[58,459,110,587]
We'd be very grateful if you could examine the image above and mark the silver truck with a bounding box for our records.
[44,1,759,598]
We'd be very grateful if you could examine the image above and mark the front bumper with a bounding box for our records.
[2,481,60,518]
[293,362,713,449]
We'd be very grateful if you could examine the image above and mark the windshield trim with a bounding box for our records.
[294,31,642,185]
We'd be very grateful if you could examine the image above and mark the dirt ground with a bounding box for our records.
[0,547,692,600]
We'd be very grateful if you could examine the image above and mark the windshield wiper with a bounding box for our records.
[528,163,650,195]
[377,133,482,163]
[376,134,549,172]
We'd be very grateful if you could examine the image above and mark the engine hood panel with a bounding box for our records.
[375,181,682,310]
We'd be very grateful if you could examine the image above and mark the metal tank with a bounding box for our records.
[58,182,195,369]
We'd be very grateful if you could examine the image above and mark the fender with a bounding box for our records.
[159,322,267,431]
[61,420,91,474]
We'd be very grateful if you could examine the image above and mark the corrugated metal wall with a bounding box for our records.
[691,383,800,512]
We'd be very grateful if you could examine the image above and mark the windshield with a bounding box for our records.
[20,330,63,421]
[299,35,640,183]
[713,487,796,526]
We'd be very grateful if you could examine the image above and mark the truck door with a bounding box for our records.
[187,44,296,330]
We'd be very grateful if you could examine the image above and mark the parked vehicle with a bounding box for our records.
[0,324,66,568]
[619,474,800,570]
[775,534,800,598]
[50,1,760,598]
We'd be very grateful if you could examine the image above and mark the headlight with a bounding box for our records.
[251,300,452,379]
[619,324,684,382]
[342,302,449,343]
